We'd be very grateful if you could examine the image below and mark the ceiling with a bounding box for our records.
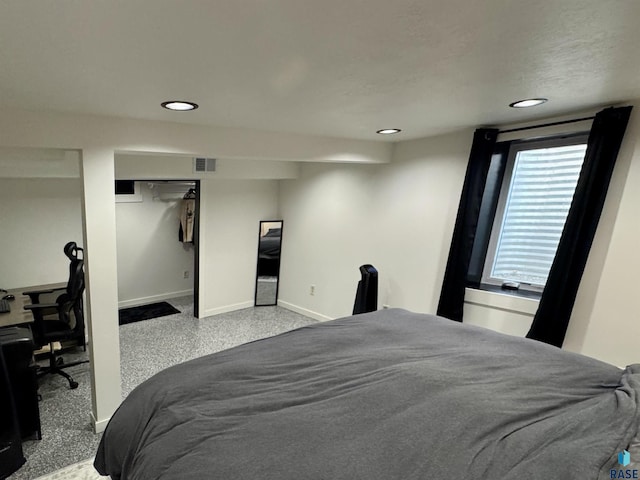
[1,0,639,142]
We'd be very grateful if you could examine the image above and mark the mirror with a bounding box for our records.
[254,220,283,306]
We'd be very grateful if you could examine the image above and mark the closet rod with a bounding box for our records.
[147,181,196,187]
[498,115,594,134]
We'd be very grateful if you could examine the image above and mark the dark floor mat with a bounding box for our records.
[118,301,180,326]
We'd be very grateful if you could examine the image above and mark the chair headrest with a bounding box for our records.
[64,241,83,261]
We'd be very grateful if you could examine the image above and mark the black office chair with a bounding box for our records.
[353,264,378,315]
[23,242,88,389]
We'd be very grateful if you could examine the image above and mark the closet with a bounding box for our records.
[114,180,200,317]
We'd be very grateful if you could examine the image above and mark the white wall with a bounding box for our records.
[116,154,300,180]
[462,288,537,337]
[115,182,195,307]
[115,153,283,316]
[278,131,471,320]
[80,147,121,432]
[279,102,640,369]
[200,179,279,316]
[0,108,392,165]
[0,108,391,432]
[0,148,80,179]
[563,104,640,367]
[0,177,83,288]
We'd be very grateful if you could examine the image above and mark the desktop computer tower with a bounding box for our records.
[0,345,26,479]
[0,327,39,479]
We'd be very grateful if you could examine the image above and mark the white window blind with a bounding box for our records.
[489,143,587,286]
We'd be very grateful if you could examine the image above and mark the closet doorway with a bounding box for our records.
[115,179,201,318]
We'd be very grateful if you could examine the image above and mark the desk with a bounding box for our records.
[0,283,66,328]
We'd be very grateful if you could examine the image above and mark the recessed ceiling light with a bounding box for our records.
[161,101,199,111]
[376,128,402,135]
[509,98,548,108]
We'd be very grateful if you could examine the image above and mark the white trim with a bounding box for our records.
[91,411,110,434]
[202,300,254,318]
[464,287,538,316]
[278,300,334,322]
[118,290,192,308]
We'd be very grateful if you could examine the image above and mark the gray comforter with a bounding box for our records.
[95,309,640,479]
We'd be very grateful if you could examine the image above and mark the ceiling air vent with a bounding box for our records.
[193,157,216,174]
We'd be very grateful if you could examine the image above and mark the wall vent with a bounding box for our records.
[193,157,216,173]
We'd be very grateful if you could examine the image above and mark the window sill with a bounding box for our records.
[464,286,539,316]
[475,283,542,300]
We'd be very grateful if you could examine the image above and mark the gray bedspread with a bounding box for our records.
[95,309,640,480]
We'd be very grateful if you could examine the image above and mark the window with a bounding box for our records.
[469,134,588,293]
[114,180,142,203]
[115,180,136,195]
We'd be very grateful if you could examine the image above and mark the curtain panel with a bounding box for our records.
[526,106,633,347]
[436,128,498,321]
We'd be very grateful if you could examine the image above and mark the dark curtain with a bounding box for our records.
[437,128,499,321]
[527,106,632,347]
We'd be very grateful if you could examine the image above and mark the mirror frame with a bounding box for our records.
[254,220,283,306]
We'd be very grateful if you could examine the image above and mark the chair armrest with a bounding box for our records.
[22,286,67,295]
[23,287,65,303]
[24,303,59,311]
[23,287,65,296]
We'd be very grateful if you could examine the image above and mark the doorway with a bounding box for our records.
[114,179,201,318]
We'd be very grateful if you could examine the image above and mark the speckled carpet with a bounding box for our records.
[9,298,317,479]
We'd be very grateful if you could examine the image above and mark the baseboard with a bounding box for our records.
[200,299,334,321]
[277,300,334,322]
[202,300,254,318]
[118,290,192,309]
[90,411,110,434]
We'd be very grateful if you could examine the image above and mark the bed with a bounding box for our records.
[94,308,640,479]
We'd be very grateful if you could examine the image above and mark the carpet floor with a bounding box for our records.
[9,297,317,479]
